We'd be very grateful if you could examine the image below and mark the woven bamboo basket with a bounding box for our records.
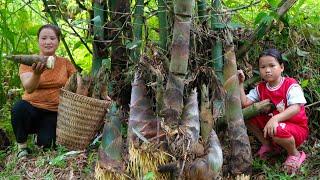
[56,88,110,150]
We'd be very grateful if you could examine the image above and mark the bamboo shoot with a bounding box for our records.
[6,55,55,69]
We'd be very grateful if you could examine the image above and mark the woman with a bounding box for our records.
[11,24,77,158]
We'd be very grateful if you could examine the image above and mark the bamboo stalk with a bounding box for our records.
[132,0,144,62]
[243,99,275,120]
[158,0,169,52]
[92,0,108,75]
[197,0,208,26]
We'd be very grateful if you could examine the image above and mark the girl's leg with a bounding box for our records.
[36,110,57,149]
[272,136,299,156]
[246,122,270,145]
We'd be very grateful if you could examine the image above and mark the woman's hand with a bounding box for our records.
[263,116,279,138]
[32,62,46,75]
[238,70,245,84]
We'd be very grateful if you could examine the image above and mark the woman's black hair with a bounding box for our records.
[37,24,61,41]
[259,48,284,65]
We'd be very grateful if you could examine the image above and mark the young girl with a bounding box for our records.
[238,48,308,174]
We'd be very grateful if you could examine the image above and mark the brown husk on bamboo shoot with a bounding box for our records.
[6,55,55,69]
[200,84,214,141]
[64,73,77,93]
[76,73,92,96]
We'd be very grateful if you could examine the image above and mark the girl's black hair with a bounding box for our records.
[37,24,61,41]
[259,48,284,65]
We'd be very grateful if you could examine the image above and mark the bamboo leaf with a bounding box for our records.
[267,0,280,9]
[143,171,155,180]
[126,40,142,50]
[254,12,268,25]
[91,15,102,24]
[296,47,309,57]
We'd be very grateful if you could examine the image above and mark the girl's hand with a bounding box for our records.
[32,62,46,75]
[237,70,245,84]
[263,117,279,138]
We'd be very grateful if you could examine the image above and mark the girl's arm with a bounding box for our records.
[238,70,254,107]
[20,62,46,93]
[263,104,301,137]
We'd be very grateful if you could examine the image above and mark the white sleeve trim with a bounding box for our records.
[287,84,307,106]
[247,87,260,103]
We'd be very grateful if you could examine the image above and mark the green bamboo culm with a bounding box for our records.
[108,0,130,62]
[92,1,107,75]
[132,0,144,62]
[197,0,207,25]
[211,0,224,82]
[158,0,168,52]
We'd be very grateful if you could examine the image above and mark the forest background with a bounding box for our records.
[0,0,319,179]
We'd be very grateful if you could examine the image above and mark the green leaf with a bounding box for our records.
[267,0,280,9]
[143,171,155,180]
[91,15,101,24]
[212,22,226,29]
[281,54,289,63]
[300,79,309,88]
[296,47,309,57]
[227,22,242,29]
[254,12,268,25]
[126,40,142,50]
[73,41,83,51]
[102,58,112,71]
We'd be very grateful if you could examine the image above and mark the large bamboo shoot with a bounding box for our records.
[224,42,252,175]
[6,55,55,69]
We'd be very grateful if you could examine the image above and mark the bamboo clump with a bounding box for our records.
[6,55,55,69]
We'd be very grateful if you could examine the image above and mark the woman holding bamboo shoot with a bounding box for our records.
[11,24,77,158]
